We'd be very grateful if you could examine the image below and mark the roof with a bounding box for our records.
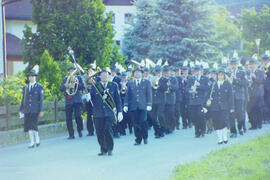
[103,0,133,5]
[5,0,32,20]
[6,33,24,57]
[5,0,133,20]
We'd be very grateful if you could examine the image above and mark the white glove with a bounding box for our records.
[146,106,152,111]
[118,112,123,122]
[84,93,91,102]
[123,106,128,113]
[19,112,24,119]
[201,107,208,114]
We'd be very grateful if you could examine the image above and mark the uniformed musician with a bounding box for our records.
[123,66,152,145]
[83,65,96,136]
[60,65,85,139]
[20,70,44,148]
[247,58,265,130]
[90,67,123,156]
[208,69,234,144]
[187,65,209,138]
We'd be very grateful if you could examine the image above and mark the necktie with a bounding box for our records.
[30,85,33,92]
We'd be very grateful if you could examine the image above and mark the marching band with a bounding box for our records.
[22,50,270,155]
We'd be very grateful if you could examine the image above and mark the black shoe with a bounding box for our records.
[239,131,244,135]
[28,144,35,148]
[98,152,107,156]
[67,136,75,140]
[155,135,160,139]
[78,131,82,138]
[87,133,94,136]
[218,141,223,145]
[160,134,164,137]
[183,127,187,129]
[176,127,180,130]
[134,142,141,146]
[144,139,148,144]
[36,143,40,147]
[108,151,112,156]
[195,135,200,138]
[224,140,228,144]
[114,134,120,138]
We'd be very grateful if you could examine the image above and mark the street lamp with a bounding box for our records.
[255,38,261,57]
[1,0,22,78]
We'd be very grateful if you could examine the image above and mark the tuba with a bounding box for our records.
[66,69,79,96]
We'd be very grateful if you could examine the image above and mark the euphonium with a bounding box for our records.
[66,69,79,96]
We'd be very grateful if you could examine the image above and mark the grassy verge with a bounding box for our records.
[170,134,270,180]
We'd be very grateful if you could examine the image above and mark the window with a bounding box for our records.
[124,13,133,24]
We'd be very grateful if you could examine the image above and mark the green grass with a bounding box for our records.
[170,134,270,180]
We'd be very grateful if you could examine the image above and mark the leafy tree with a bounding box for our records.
[0,74,26,106]
[22,0,115,70]
[109,42,125,66]
[38,50,62,100]
[238,6,270,57]
[210,6,241,58]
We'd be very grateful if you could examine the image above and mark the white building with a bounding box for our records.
[5,0,135,75]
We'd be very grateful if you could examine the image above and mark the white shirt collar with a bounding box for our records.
[29,81,36,87]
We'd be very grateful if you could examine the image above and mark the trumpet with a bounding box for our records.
[66,69,79,96]
[121,82,127,94]
[190,77,199,97]
[152,77,160,89]
[85,67,101,86]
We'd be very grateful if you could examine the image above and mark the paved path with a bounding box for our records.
[1,124,270,180]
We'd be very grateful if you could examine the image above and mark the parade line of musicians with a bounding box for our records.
[20,53,270,156]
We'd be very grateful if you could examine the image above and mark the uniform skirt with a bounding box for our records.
[24,113,39,132]
[212,110,229,130]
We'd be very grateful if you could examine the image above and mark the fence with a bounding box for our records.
[0,101,66,131]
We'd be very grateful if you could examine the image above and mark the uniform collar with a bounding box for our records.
[29,81,36,87]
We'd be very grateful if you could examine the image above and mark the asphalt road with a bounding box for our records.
[1,123,270,180]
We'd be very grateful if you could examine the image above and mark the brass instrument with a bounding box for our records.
[85,67,101,87]
[165,78,171,93]
[190,76,199,98]
[249,69,256,87]
[121,82,127,94]
[66,69,79,96]
[152,77,160,89]
[206,81,216,107]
